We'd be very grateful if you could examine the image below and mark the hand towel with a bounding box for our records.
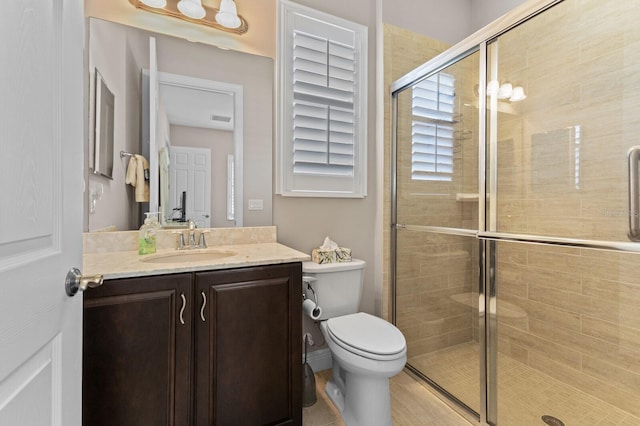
[135,155,150,202]
[125,155,150,202]
[125,156,137,186]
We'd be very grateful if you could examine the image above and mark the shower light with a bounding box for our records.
[177,0,206,19]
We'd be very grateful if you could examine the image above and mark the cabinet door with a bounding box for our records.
[83,274,193,426]
[195,263,302,426]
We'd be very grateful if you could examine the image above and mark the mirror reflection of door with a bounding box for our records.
[147,68,242,228]
[169,147,211,228]
[155,75,239,228]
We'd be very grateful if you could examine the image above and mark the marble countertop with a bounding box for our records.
[84,242,310,280]
[83,226,310,279]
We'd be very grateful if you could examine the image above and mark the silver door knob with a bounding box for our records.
[65,267,103,297]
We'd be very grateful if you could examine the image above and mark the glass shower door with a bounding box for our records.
[393,49,482,417]
[486,0,640,423]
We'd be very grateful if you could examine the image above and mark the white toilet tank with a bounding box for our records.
[302,259,366,320]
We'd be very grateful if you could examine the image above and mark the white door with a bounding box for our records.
[0,0,84,425]
[169,147,212,228]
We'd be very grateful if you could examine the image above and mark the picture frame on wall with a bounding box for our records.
[93,69,115,179]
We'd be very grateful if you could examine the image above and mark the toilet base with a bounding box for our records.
[325,363,392,426]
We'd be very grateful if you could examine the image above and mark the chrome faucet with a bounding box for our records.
[188,220,197,247]
[173,220,208,250]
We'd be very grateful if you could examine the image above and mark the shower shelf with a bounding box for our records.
[456,193,479,202]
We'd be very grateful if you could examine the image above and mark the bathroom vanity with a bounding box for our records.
[82,227,308,426]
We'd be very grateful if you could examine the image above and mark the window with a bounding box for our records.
[411,73,455,182]
[277,0,367,197]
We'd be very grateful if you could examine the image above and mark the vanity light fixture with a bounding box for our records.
[177,0,206,19]
[128,0,248,35]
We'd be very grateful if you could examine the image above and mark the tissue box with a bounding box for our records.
[312,247,352,264]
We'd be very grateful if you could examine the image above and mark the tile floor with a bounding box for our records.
[304,343,640,425]
[302,368,471,426]
[409,342,640,426]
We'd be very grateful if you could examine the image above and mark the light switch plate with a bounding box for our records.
[248,199,264,211]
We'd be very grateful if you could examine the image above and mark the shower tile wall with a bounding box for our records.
[382,24,450,322]
[396,233,479,358]
[496,243,640,419]
[393,47,480,362]
[490,0,640,241]
[491,0,640,420]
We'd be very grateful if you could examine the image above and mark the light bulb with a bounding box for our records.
[497,83,513,100]
[486,80,499,96]
[216,0,241,28]
[140,0,167,7]
[177,0,206,19]
[509,86,527,102]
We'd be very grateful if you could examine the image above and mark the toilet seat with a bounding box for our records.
[326,312,406,361]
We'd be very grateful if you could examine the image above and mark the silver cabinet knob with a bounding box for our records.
[65,267,103,297]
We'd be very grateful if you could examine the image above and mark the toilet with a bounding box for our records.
[302,259,406,426]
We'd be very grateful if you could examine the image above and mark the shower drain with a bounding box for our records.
[541,415,565,426]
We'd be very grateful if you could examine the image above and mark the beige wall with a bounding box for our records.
[273,0,381,319]
[87,19,141,232]
[382,0,472,45]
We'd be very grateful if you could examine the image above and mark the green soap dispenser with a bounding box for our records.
[139,212,160,255]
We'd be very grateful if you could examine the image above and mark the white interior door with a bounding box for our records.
[169,147,212,228]
[0,0,84,425]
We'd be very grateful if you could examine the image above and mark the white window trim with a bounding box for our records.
[276,0,368,198]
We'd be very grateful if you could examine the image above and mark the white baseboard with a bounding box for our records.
[303,348,332,373]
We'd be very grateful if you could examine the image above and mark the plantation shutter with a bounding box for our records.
[411,73,455,182]
[293,32,356,176]
[277,0,367,197]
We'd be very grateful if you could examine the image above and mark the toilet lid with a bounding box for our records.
[326,312,406,357]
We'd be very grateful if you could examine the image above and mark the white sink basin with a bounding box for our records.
[140,249,237,264]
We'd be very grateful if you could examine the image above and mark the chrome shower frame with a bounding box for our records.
[386,0,640,424]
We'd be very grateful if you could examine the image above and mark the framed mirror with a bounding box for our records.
[93,69,115,179]
[86,18,273,232]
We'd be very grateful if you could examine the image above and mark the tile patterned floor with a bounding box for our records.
[409,342,640,426]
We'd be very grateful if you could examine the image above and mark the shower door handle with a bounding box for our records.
[628,146,640,241]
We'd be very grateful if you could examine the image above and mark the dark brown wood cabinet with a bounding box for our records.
[195,264,302,426]
[83,263,302,426]
[83,273,193,426]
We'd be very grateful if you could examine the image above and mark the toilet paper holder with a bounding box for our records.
[302,276,321,318]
